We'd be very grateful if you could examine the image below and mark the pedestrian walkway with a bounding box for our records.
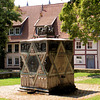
[0,83,100,100]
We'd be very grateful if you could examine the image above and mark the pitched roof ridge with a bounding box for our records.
[19,3,64,9]
[21,16,29,25]
[45,3,64,6]
[20,5,41,8]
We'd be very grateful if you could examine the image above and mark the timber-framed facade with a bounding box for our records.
[20,38,75,93]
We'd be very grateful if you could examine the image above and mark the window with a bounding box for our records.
[15,28,20,35]
[76,56,82,63]
[8,44,12,53]
[87,42,92,49]
[15,44,19,52]
[15,58,19,65]
[8,58,12,65]
[21,43,30,52]
[36,26,54,35]
[9,28,14,35]
[37,27,45,35]
[76,42,81,49]
[9,27,20,36]
[41,43,46,52]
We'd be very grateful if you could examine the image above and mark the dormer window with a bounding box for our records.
[9,28,14,35]
[9,27,20,36]
[15,27,20,35]
[36,26,54,36]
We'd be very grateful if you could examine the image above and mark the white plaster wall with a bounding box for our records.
[74,65,86,69]
[86,51,97,54]
[75,51,85,54]
[92,42,97,49]
[81,42,85,49]
[75,41,85,50]
[86,41,97,49]
[5,43,21,68]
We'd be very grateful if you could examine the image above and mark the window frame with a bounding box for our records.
[87,42,92,49]
[7,58,12,66]
[21,43,30,52]
[15,44,19,53]
[76,56,82,64]
[15,27,20,35]
[8,44,12,53]
[8,27,21,36]
[14,58,19,66]
[9,28,14,35]
[37,27,45,35]
[76,42,81,49]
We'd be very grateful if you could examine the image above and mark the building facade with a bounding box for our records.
[4,3,100,69]
[74,39,99,69]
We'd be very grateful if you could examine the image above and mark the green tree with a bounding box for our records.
[0,0,21,68]
[59,0,100,44]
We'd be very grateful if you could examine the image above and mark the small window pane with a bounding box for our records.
[88,42,92,49]
[76,42,81,49]
[8,58,12,65]
[35,42,46,52]
[8,44,12,52]
[9,28,14,35]
[15,44,19,52]
[16,28,20,35]
[21,43,30,52]
[15,58,19,65]
[76,56,82,63]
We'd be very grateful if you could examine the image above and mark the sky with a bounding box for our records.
[14,0,70,7]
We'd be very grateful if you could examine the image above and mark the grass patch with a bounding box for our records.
[74,72,90,78]
[85,95,100,100]
[0,98,10,100]
[76,78,100,85]
[0,78,20,86]
[74,72,100,78]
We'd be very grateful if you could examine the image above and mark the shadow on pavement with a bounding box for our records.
[51,89,100,98]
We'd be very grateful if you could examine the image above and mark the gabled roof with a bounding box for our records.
[10,5,42,41]
[12,16,29,26]
[10,3,70,42]
[35,3,64,26]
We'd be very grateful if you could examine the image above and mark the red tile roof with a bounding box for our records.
[10,5,42,41]
[35,3,64,26]
[12,16,28,26]
[9,3,70,42]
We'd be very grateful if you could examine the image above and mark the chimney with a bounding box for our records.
[41,4,43,11]
[26,1,29,6]
[49,0,51,4]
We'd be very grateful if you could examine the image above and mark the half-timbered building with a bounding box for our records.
[4,3,100,69]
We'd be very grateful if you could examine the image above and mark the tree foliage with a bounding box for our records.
[0,0,21,68]
[59,0,100,44]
